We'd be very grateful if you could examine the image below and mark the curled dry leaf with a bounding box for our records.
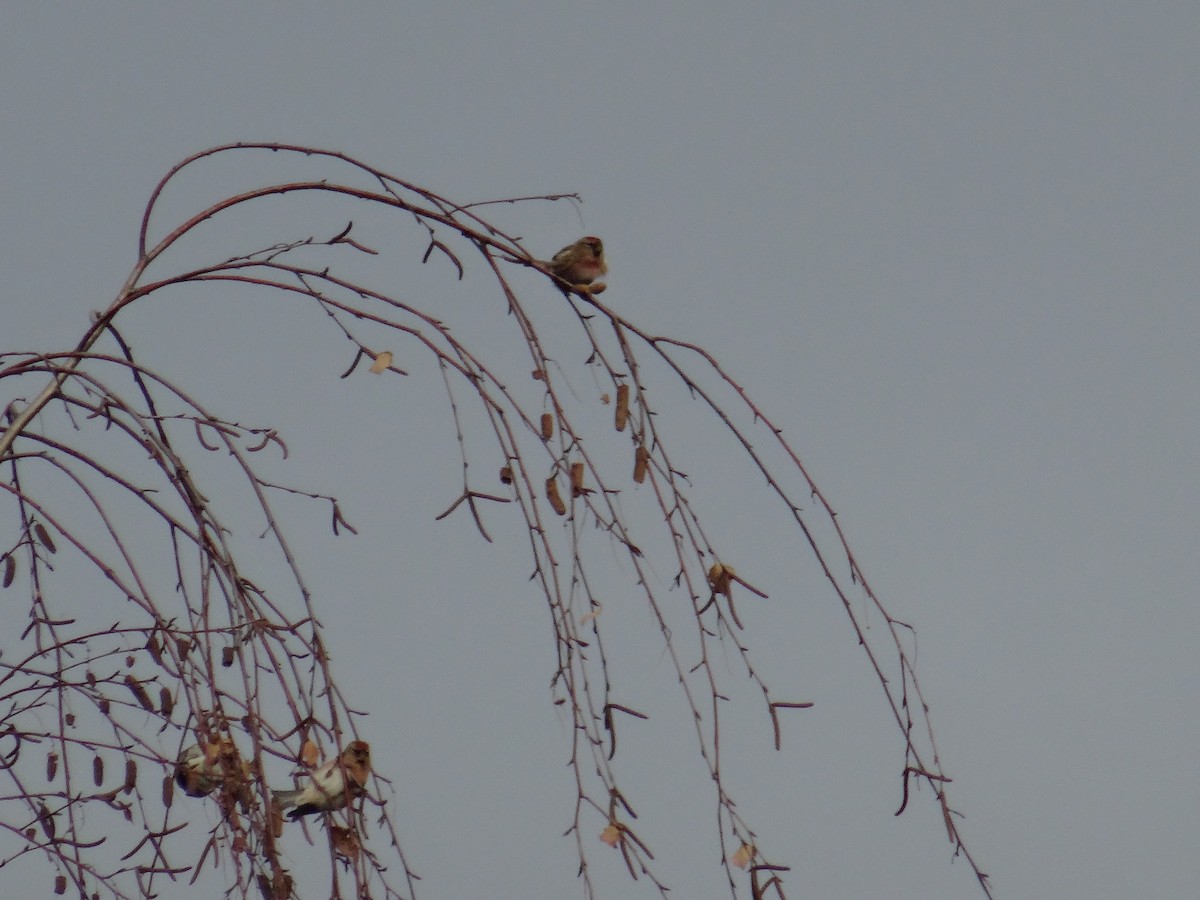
[499,466,513,485]
[124,675,154,712]
[34,522,57,553]
[569,461,586,496]
[731,842,755,869]
[708,562,736,599]
[300,739,320,768]
[368,350,393,374]
[546,477,566,516]
[38,804,55,840]
[332,825,361,860]
[599,823,622,847]
[633,445,650,483]
[614,384,630,432]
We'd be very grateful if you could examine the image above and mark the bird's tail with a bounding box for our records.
[271,788,304,811]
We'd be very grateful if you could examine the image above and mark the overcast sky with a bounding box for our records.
[2,4,1198,899]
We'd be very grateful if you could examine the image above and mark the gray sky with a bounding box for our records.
[3,4,1198,898]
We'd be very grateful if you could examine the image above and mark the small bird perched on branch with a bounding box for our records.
[272,741,372,819]
[174,738,248,798]
[547,236,607,293]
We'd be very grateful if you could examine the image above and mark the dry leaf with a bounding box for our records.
[580,603,603,625]
[34,522,56,553]
[332,825,361,860]
[569,461,586,496]
[731,842,755,869]
[599,823,621,847]
[546,477,566,516]
[38,804,55,840]
[499,466,513,484]
[708,562,736,599]
[540,412,554,440]
[615,384,630,432]
[300,739,320,768]
[93,755,104,787]
[633,445,650,483]
[369,351,393,374]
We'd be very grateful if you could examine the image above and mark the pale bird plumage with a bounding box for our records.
[271,740,372,819]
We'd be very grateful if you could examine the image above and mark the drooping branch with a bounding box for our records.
[0,143,990,900]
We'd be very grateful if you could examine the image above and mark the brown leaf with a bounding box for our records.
[123,675,154,712]
[93,755,104,787]
[37,803,55,840]
[332,825,361,860]
[598,823,621,847]
[546,477,566,516]
[540,412,554,440]
[33,522,56,553]
[707,562,736,599]
[46,752,58,782]
[569,462,586,496]
[499,466,513,485]
[123,759,137,794]
[1,553,14,588]
[633,445,650,483]
[614,384,630,432]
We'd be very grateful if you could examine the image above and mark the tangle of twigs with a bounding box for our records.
[0,143,991,899]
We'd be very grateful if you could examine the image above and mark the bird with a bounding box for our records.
[271,740,371,820]
[174,738,247,798]
[546,236,607,291]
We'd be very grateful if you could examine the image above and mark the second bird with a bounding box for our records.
[272,740,372,819]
